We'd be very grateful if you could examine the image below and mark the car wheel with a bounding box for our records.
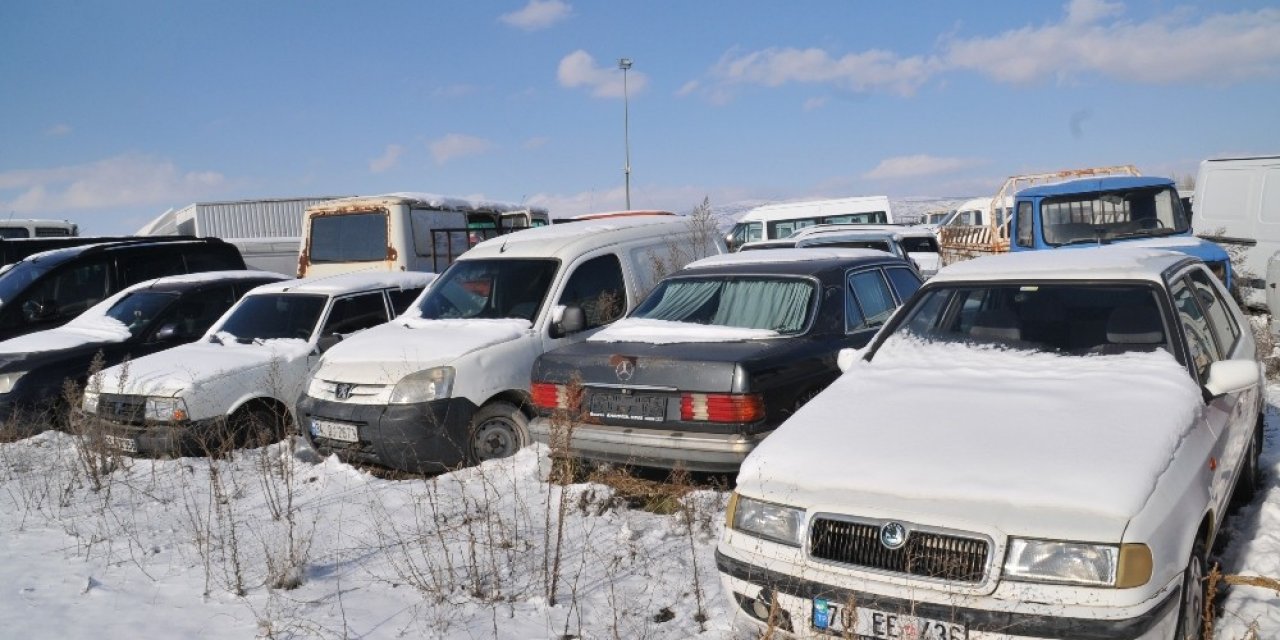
[468,401,529,463]
[235,406,289,449]
[1231,415,1264,508]
[1175,540,1208,640]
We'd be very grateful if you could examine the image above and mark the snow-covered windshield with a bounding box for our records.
[632,276,815,334]
[1041,186,1190,246]
[216,294,326,342]
[104,291,178,337]
[416,258,559,322]
[886,283,1170,356]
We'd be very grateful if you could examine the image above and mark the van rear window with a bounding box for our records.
[310,212,388,262]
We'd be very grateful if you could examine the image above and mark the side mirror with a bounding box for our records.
[1203,359,1260,399]
[553,305,585,338]
[837,347,865,373]
[316,334,343,353]
[155,323,182,342]
[724,233,737,252]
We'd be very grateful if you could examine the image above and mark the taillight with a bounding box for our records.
[680,393,765,423]
[531,382,569,410]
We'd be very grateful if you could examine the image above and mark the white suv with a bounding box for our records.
[718,248,1263,640]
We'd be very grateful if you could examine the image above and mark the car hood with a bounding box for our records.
[93,339,311,397]
[0,326,124,358]
[314,318,531,384]
[738,337,1203,540]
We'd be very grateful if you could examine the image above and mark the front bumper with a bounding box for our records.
[528,416,769,473]
[89,414,229,458]
[716,548,1180,640]
[297,395,477,474]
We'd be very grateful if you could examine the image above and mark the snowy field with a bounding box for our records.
[0,392,1275,639]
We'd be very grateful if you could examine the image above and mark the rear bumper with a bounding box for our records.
[528,416,768,472]
[297,395,477,474]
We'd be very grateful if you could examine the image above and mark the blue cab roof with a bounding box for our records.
[1018,176,1175,198]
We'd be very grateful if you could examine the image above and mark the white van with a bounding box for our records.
[727,196,893,250]
[946,196,1012,228]
[0,219,78,239]
[1192,155,1280,309]
[297,215,724,473]
[298,193,550,278]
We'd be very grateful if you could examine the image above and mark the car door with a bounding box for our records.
[541,252,628,353]
[1168,268,1244,521]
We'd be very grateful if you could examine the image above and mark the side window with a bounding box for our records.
[846,270,896,333]
[154,285,237,340]
[119,251,185,287]
[558,253,626,330]
[185,249,243,273]
[1170,277,1220,379]
[1015,202,1034,248]
[321,292,390,336]
[27,259,111,322]
[1187,268,1240,355]
[884,267,922,301]
[388,287,425,315]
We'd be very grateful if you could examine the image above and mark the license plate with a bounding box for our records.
[588,392,666,422]
[310,418,359,443]
[813,598,967,639]
[103,434,138,453]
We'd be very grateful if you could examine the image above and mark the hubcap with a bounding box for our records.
[473,419,518,460]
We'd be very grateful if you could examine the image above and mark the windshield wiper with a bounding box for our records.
[1111,228,1181,240]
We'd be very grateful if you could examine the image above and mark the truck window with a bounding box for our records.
[310,212,388,262]
[1015,202,1035,248]
[1041,187,1189,246]
[558,254,626,330]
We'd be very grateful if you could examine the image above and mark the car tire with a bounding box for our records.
[468,401,529,463]
[1231,414,1264,508]
[234,406,288,449]
[1174,540,1208,640]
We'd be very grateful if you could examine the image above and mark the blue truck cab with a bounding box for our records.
[1009,176,1232,286]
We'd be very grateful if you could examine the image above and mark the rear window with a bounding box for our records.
[309,212,388,262]
[899,236,939,253]
[633,276,815,334]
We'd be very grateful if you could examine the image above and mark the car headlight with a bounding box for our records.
[81,390,99,414]
[728,493,805,547]
[1004,539,1151,587]
[144,397,189,422]
[389,367,455,404]
[0,371,26,394]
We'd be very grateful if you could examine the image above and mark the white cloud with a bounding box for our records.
[526,184,764,219]
[45,123,72,137]
[369,144,404,173]
[0,154,227,213]
[429,134,494,164]
[557,50,649,99]
[700,46,938,99]
[500,0,571,31]
[523,136,550,150]
[802,97,828,111]
[863,155,985,180]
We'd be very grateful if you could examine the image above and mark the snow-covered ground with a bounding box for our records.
[0,390,1275,639]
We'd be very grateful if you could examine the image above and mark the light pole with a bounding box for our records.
[618,57,632,210]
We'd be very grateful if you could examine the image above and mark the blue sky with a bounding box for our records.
[2,0,1278,233]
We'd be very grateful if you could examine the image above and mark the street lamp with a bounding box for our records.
[618,57,632,210]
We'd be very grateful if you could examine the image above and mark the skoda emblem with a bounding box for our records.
[880,522,908,550]
[615,359,635,382]
[334,383,355,400]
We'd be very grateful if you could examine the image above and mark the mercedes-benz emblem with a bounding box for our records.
[334,383,354,400]
[615,360,635,382]
[880,522,908,550]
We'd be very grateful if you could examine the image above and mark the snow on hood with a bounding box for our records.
[0,323,127,356]
[740,337,1203,524]
[588,318,778,344]
[93,339,311,397]
[315,318,530,383]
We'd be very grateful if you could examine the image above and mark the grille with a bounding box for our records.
[809,517,989,583]
[98,394,147,424]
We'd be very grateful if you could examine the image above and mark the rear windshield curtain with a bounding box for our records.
[310,212,388,262]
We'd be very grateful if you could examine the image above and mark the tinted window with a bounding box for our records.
[388,287,425,315]
[885,267,922,301]
[119,251,185,287]
[309,212,388,262]
[322,292,390,336]
[558,254,626,330]
[217,294,327,342]
[105,291,179,338]
[22,259,110,322]
[899,236,939,253]
[417,259,559,322]
[185,248,244,273]
[0,228,30,239]
[1016,202,1034,248]
[847,270,897,333]
[153,285,237,340]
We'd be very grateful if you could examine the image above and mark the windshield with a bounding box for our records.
[216,294,327,342]
[104,291,179,337]
[884,283,1169,356]
[632,276,815,334]
[416,258,559,322]
[309,211,388,262]
[0,257,61,304]
[1041,186,1189,246]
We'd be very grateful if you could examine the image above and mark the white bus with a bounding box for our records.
[0,219,78,239]
[726,196,893,250]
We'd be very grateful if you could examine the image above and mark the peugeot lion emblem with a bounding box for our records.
[615,360,635,382]
[334,383,354,400]
[880,522,908,550]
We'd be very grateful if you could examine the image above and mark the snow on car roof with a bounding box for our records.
[312,192,546,215]
[137,270,288,290]
[464,215,699,260]
[931,247,1192,283]
[689,248,888,268]
[248,271,437,296]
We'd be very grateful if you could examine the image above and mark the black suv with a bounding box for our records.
[0,271,284,430]
[0,238,245,342]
